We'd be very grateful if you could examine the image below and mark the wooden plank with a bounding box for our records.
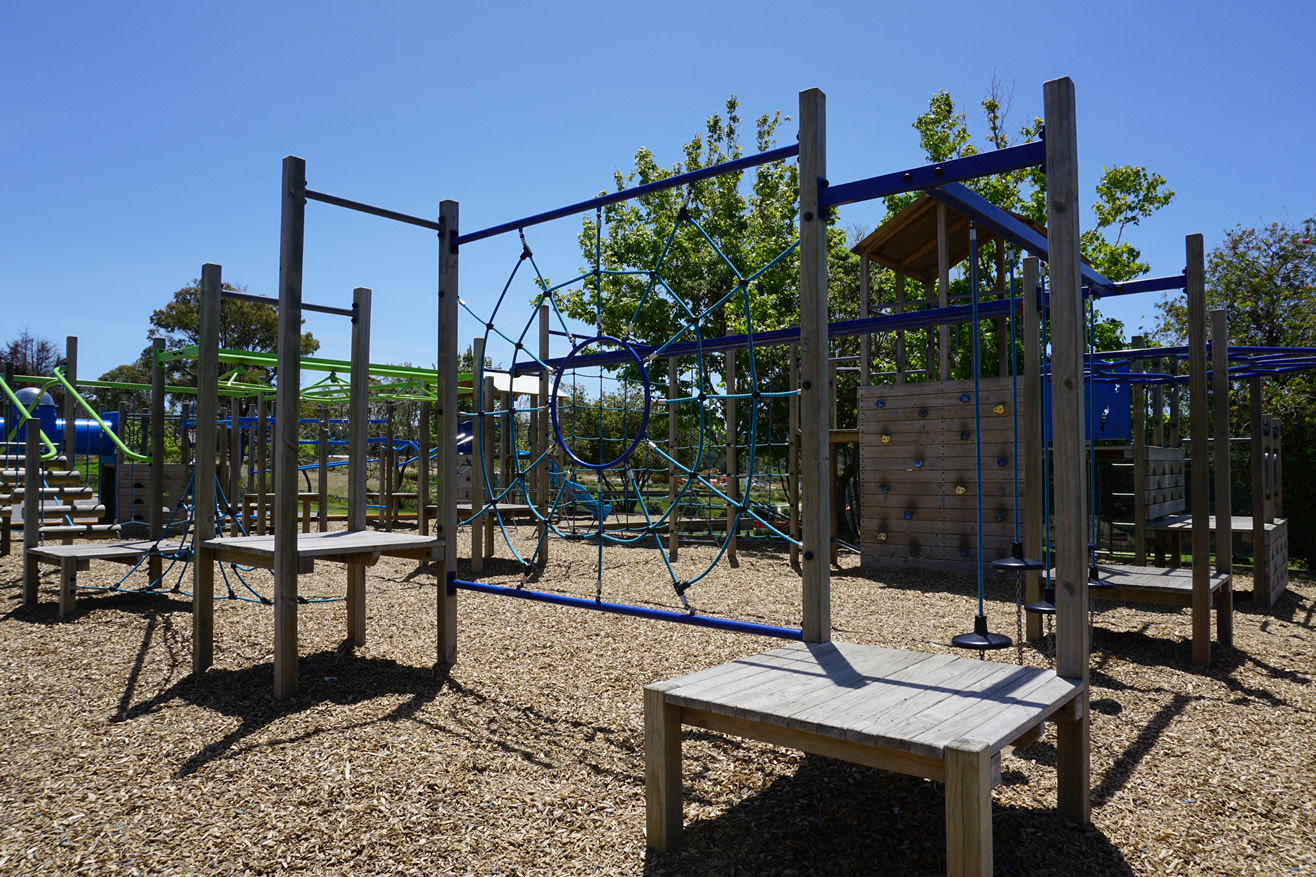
[798,88,831,643]
[1022,258,1043,639]
[470,337,486,575]
[437,199,460,665]
[192,264,220,675]
[1211,309,1233,645]
[348,286,371,646]
[1187,233,1211,667]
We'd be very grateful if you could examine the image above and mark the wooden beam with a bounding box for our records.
[273,155,307,700]
[22,419,39,605]
[937,202,951,381]
[644,685,683,852]
[1211,308,1232,646]
[347,287,371,647]
[149,337,165,584]
[192,263,221,675]
[1043,76,1090,827]
[1022,257,1042,641]
[436,200,459,666]
[1132,336,1147,566]
[1187,233,1211,668]
[798,87,832,642]
[945,738,992,877]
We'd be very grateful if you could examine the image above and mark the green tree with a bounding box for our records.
[91,348,152,412]
[1152,215,1316,567]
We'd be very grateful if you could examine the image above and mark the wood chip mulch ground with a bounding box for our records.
[1,525,1313,875]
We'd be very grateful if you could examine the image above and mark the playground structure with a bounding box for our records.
[8,75,1316,877]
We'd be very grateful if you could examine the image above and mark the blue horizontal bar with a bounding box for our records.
[451,579,802,640]
[928,183,1118,295]
[1089,273,1187,298]
[820,141,1046,210]
[456,144,800,246]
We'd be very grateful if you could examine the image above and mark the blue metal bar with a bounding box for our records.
[819,141,1046,210]
[928,183,1118,294]
[451,578,803,640]
[455,144,800,246]
[305,188,443,232]
[1087,273,1187,298]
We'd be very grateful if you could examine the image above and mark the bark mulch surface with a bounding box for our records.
[1,526,1312,875]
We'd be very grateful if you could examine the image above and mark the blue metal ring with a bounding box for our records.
[549,334,652,470]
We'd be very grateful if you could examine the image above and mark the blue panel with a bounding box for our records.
[1044,363,1132,441]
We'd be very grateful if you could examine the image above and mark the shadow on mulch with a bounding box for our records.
[1,587,192,626]
[642,754,1132,877]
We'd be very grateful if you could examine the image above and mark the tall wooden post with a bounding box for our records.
[1132,336,1147,566]
[538,305,551,565]
[1152,361,1165,447]
[256,393,268,535]
[149,338,165,583]
[347,287,371,646]
[1186,233,1211,667]
[937,203,951,382]
[1022,257,1043,642]
[272,155,307,700]
[229,399,242,516]
[1249,377,1267,602]
[1211,309,1233,646]
[859,253,871,387]
[192,263,221,675]
[470,337,486,575]
[22,419,40,605]
[798,88,831,643]
[418,399,430,535]
[436,200,460,665]
[317,412,329,532]
[1044,76,1090,827]
[894,268,907,384]
[724,328,738,563]
[667,355,679,561]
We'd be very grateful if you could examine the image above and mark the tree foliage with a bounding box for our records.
[2,329,67,408]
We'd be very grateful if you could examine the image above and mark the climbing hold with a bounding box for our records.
[910,546,921,557]
[960,431,971,441]
[994,512,1006,522]
[912,459,924,468]
[880,484,890,494]
[993,403,1006,415]
[960,393,971,403]
[918,409,928,418]
[874,399,885,408]
[960,549,970,558]
[954,485,966,495]
[996,457,1008,467]
[877,531,888,542]
[881,433,892,444]
[903,510,914,520]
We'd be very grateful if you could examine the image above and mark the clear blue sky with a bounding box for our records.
[3,1,1312,383]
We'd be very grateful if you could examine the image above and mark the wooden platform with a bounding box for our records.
[1143,514,1282,534]
[203,530,442,570]
[28,539,187,569]
[646,641,1084,872]
[1090,563,1231,607]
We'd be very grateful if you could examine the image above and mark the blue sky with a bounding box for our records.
[3,0,1312,383]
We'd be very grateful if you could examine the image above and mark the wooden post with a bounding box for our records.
[384,401,395,531]
[1168,359,1181,448]
[1022,257,1043,641]
[1132,336,1147,566]
[272,155,307,700]
[643,685,683,852]
[0,360,10,558]
[667,355,679,561]
[859,253,871,387]
[470,337,485,575]
[256,393,268,535]
[798,87,831,643]
[937,203,951,382]
[63,336,77,467]
[1211,309,1233,646]
[788,342,800,566]
[436,200,460,666]
[347,287,371,647]
[22,419,40,606]
[1186,233,1211,667]
[149,338,165,584]
[418,399,430,535]
[994,243,1008,377]
[179,403,191,468]
[1043,76,1090,827]
[538,305,551,566]
[229,398,242,516]
[945,738,993,877]
[725,328,738,564]
[58,555,77,619]
[1249,377,1265,600]
[895,268,906,384]
[115,401,127,521]
[483,375,497,559]
[1152,358,1165,447]
[317,412,329,532]
[192,263,221,675]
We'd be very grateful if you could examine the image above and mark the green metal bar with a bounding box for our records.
[0,374,58,460]
[51,366,150,462]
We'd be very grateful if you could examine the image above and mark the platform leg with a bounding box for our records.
[23,553,39,607]
[1215,581,1233,647]
[644,685,683,852]
[192,545,214,675]
[347,563,365,646]
[58,556,76,619]
[1055,702,1091,826]
[945,738,992,877]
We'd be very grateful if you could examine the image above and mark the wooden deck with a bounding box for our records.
[203,530,442,570]
[646,641,1084,872]
[1090,563,1231,607]
[1144,514,1283,534]
[28,539,187,569]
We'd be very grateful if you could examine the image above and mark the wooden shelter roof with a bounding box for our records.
[851,194,1047,285]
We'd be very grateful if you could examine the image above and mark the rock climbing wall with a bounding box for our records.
[858,378,1025,575]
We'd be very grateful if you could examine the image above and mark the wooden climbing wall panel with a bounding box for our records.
[857,378,1025,575]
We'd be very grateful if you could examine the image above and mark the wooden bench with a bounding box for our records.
[26,540,186,617]
[645,641,1084,876]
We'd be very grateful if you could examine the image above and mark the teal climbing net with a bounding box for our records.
[459,201,801,610]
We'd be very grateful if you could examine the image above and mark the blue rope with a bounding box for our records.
[970,222,985,615]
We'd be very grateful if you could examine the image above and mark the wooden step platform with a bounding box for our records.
[645,640,1084,871]
[202,529,443,570]
[1090,562,1231,607]
[29,539,187,569]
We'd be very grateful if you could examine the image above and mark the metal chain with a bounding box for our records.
[1015,572,1024,665]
